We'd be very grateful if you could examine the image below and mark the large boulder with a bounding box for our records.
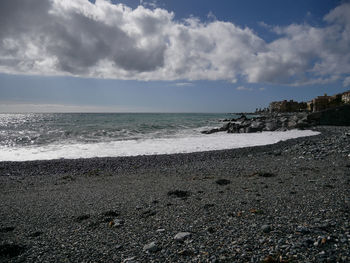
[236,115,248,122]
[264,121,279,131]
[287,120,297,129]
[201,128,220,134]
[227,123,241,133]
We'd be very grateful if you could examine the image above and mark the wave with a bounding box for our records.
[0,130,319,162]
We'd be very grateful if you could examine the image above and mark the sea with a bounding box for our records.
[0,113,319,162]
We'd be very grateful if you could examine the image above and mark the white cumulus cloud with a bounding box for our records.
[0,0,349,86]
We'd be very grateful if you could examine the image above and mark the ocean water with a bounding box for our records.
[0,113,319,161]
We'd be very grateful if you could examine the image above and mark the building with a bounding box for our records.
[306,101,313,112]
[268,90,350,113]
[269,100,307,113]
[312,94,331,112]
[342,91,350,104]
[312,92,347,112]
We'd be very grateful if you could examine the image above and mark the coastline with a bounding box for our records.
[1,126,350,262]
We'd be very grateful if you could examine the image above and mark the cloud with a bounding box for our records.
[236,86,253,91]
[140,0,159,9]
[207,11,217,21]
[0,0,349,86]
[174,82,193,87]
[344,76,350,87]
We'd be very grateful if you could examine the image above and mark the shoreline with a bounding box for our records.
[0,129,319,163]
[0,128,321,168]
[1,126,349,262]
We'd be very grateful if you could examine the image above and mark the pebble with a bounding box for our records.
[109,218,124,227]
[296,226,311,234]
[1,126,350,262]
[261,224,272,233]
[143,241,159,253]
[174,232,192,241]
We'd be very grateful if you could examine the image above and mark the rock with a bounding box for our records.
[75,214,90,222]
[250,121,264,130]
[203,203,215,210]
[261,224,272,233]
[115,244,123,250]
[28,231,43,237]
[141,209,157,218]
[287,120,297,128]
[219,123,230,131]
[143,241,159,253]
[262,255,278,263]
[239,127,246,133]
[167,190,191,198]
[109,218,124,227]
[296,226,311,234]
[227,123,241,133]
[174,232,191,241]
[201,128,220,134]
[207,226,215,233]
[237,115,248,122]
[264,121,279,131]
[0,244,26,258]
[215,179,231,185]
[178,249,195,256]
[123,257,138,263]
[0,227,15,233]
[102,210,119,217]
[251,172,276,177]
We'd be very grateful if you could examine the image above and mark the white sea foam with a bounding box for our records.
[0,130,319,162]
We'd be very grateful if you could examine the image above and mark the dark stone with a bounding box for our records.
[207,227,215,233]
[252,172,276,177]
[0,226,15,233]
[75,214,90,222]
[167,190,191,198]
[261,224,272,233]
[28,231,43,237]
[178,249,195,256]
[0,244,26,258]
[245,126,257,133]
[219,123,230,131]
[201,128,220,134]
[296,226,311,234]
[237,115,248,122]
[227,123,241,133]
[203,203,215,210]
[141,209,157,218]
[102,210,119,217]
[215,179,231,185]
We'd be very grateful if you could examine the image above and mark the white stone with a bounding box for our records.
[174,232,191,241]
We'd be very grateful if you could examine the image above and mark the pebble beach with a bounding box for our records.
[1,126,350,262]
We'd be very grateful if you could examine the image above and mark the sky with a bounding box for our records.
[0,0,350,113]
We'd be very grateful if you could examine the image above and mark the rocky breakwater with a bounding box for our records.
[202,112,313,134]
